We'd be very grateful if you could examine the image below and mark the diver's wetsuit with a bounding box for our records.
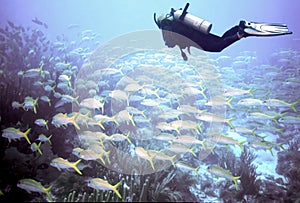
[161,19,240,52]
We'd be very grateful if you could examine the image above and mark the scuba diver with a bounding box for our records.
[154,3,292,60]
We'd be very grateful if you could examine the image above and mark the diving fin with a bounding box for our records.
[241,20,292,37]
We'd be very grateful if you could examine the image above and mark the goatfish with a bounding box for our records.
[50,157,82,175]
[17,178,53,202]
[156,122,180,135]
[109,132,132,144]
[55,95,79,108]
[51,112,80,130]
[223,86,254,97]
[80,97,105,114]
[263,98,298,112]
[87,144,111,164]
[182,86,207,99]
[126,106,147,119]
[166,143,197,157]
[23,96,39,114]
[109,89,129,105]
[205,96,233,109]
[77,130,110,143]
[278,115,300,124]
[87,178,122,199]
[58,74,72,87]
[2,127,31,144]
[175,161,200,177]
[233,126,256,137]
[34,118,49,130]
[75,149,108,165]
[36,134,52,144]
[153,133,176,142]
[135,147,156,171]
[207,165,240,190]
[124,83,144,92]
[40,95,51,106]
[115,109,135,126]
[248,140,285,156]
[74,112,92,127]
[177,104,206,115]
[93,114,119,126]
[172,135,206,149]
[158,110,182,121]
[195,112,234,128]
[169,120,202,134]
[206,133,246,151]
[11,101,23,109]
[141,86,160,98]
[31,142,42,155]
[23,64,44,78]
[101,68,123,76]
[247,112,285,124]
[237,98,264,106]
[140,98,161,108]
[87,118,105,130]
[147,150,177,167]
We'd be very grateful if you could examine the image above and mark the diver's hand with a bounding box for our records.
[180,49,188,61]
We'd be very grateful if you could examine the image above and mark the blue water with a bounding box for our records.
[1,0,299,57]
[0,0,300,202]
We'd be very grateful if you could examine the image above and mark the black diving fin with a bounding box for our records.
[242,21,292,37]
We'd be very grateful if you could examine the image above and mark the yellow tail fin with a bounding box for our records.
[169,155,176,168]
[149,155,156,171]
[44,185,53,202]
[97,119,105,130]
[233,176,240,190]
[72,159,82,175]
[290,101,298,112]
[37,142,43,155]
[226,118,234,128]
[70,112,80,130]
[23,128,31,144]
[113,181,122,199]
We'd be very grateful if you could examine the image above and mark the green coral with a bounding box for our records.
[59,167,198,202]
[236,147,260,200]
[0,20,99,202]
[276,139,300,201]
[218,147,260,201]
[63,190,119,202]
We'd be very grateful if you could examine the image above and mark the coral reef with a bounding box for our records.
[57,168,197,202]
[276,138,300,201]
[236,147,260,200]
[218,147,260,202]
[1,19,299,203]
[0,21,98,202]
[216,146,291,202]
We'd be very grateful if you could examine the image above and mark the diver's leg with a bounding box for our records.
[195,26,241,52]
[222,26,239,37]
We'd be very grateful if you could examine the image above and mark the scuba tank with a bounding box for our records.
[172,3,212,34]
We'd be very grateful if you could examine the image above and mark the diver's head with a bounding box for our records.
[154,13,178,48]
[154,13,173,29]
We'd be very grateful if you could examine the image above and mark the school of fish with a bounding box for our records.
[0,20,299,202]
